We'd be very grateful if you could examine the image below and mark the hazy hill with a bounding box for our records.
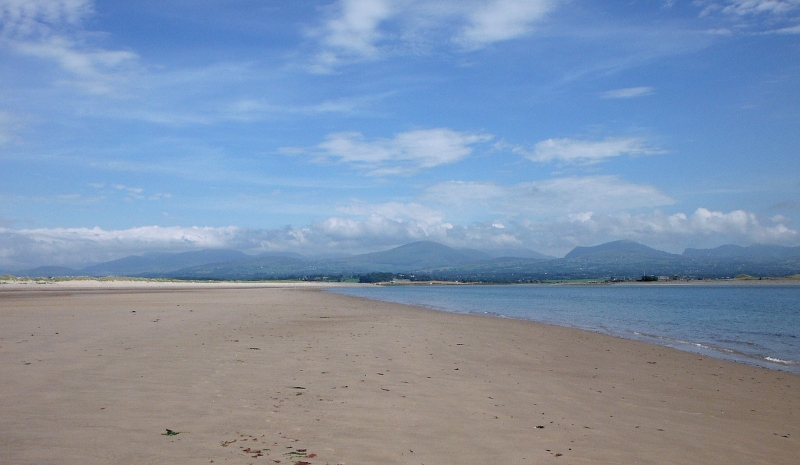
[81,249,252,276]
[254,251,308,260]
[18,266,78,277]
[167,255,310,280]
[327,241,491,271]
[161,241,494,279]
[9,240,800,281]
[565,240,679,261]
[432,240,800,280]
[391,240,688,281]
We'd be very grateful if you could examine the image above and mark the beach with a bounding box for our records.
[1,282,797,464]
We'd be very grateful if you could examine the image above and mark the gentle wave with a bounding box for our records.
[765,356,798,365]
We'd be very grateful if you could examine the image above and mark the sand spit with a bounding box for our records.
[0,284,797,464]
[0,278,348,290]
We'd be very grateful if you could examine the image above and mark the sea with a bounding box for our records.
[329,284,800,374]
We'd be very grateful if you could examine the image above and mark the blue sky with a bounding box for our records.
[1,0,799,268]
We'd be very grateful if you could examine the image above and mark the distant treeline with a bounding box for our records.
[358,272,434,283]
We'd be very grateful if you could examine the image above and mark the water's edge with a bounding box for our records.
[327,285,800,375]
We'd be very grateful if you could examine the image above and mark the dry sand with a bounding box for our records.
[0,282,797,464]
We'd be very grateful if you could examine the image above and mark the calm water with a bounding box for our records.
[330,284,800,374]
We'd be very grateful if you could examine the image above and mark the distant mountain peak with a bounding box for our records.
[565,240,677,260]
[14,240,800,281]
[336,241,491,270]
[79,248,252,276]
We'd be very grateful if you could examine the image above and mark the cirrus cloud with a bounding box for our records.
[509,137,664,165]
[0,0,92,34]
[600,86,654,99]
[0,0,138,95]
[712,0,799,16]
[696,1,800,33]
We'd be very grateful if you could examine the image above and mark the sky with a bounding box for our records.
[1,0,799,269]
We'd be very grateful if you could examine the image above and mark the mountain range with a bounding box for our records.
[7,240,800,281]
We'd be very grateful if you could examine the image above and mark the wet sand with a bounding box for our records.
[1,283,797,464]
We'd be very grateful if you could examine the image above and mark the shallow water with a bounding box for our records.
[330,284,800,374]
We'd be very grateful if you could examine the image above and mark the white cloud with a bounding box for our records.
[600,86,654,99]
[321,210,452,242]
[457,0,554,48]
[287,128,492,175]
[254,205,795,256]
[13,35,136,75]
[423,176,676,218]
[513,137,662,164]
[715,1,799,16]
[319,0,394,59]
[148,193,172,201]
[0,0,92,33]
[338,201,446,224]
[109,184,147,200]
[324,202,453,243]
[0,0,138,95]
[592,209,750,238]
[217,92,389,123]
[697,1,800,33]
[523,208,799,255]
[310,0,559,69]
[770,22,800,32]
[0,225,240,269]
[251,202,520,254]
[111,184,143,194]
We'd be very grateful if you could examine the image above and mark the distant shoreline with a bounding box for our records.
[2,275,800,289]
[0,277,352,292]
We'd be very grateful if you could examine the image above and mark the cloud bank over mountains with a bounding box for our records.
[2,206,795,269]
